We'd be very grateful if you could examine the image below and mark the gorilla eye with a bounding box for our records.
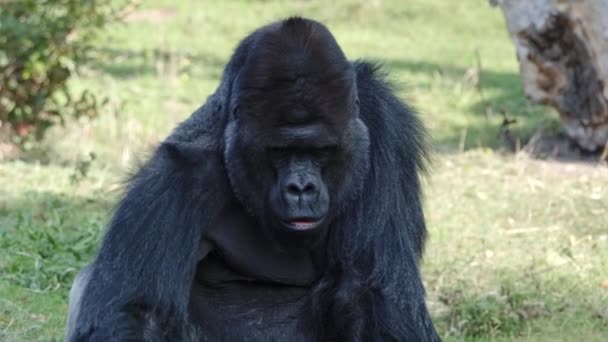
[317,146,338,161]
[232,105,240,118]
[267,147,287,153]
[267,146,290,160]
[318,146,338,154]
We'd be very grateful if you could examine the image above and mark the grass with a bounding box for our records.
[1,0,607,340]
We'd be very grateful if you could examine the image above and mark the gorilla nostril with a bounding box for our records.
[287,183,302,195]
[302,183,316,194]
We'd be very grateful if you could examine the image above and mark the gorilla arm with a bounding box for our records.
[67,97,229,341]
[310,61,438,341]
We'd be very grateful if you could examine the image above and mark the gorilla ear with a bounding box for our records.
[352,97,361,118]
[231,105,240,120]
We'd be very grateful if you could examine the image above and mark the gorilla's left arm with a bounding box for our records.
[313,61,439,341]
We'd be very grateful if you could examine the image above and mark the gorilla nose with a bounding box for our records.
[286,181,316,196]
[282,173,319,204]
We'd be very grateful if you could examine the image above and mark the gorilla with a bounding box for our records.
[66,17,440,341]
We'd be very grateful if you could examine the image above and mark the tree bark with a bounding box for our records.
[490,0,608,151]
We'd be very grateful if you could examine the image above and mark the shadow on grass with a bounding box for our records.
[383,59,566,151]
[91,47,226,80]
[385,58,530,113]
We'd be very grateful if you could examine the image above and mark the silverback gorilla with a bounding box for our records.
[66,17,440,341]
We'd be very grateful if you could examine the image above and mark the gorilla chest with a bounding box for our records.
[190,210,325,340]
[190,256,314,341]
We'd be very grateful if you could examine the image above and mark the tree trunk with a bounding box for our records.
[490,0,608,151]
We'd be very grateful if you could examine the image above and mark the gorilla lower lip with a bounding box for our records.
[288,220,321,230]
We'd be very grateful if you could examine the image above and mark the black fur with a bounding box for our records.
[68,17,439,341]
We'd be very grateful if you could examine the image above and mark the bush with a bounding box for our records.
[0,0,129,146]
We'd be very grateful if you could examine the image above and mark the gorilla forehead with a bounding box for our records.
[236,77,356,143]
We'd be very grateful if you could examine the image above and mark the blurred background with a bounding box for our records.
[0,1,606,340]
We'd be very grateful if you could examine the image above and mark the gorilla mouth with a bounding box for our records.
[284,218,324,231]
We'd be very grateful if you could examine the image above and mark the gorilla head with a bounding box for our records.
[223,19,370,246]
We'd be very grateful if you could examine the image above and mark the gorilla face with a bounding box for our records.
[224,94,370,246]
[224,107,370,247]
[223,23,370,246]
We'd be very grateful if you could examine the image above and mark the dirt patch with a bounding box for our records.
[124,8,177,23]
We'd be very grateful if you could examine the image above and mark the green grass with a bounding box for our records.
[1,1,607,340]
